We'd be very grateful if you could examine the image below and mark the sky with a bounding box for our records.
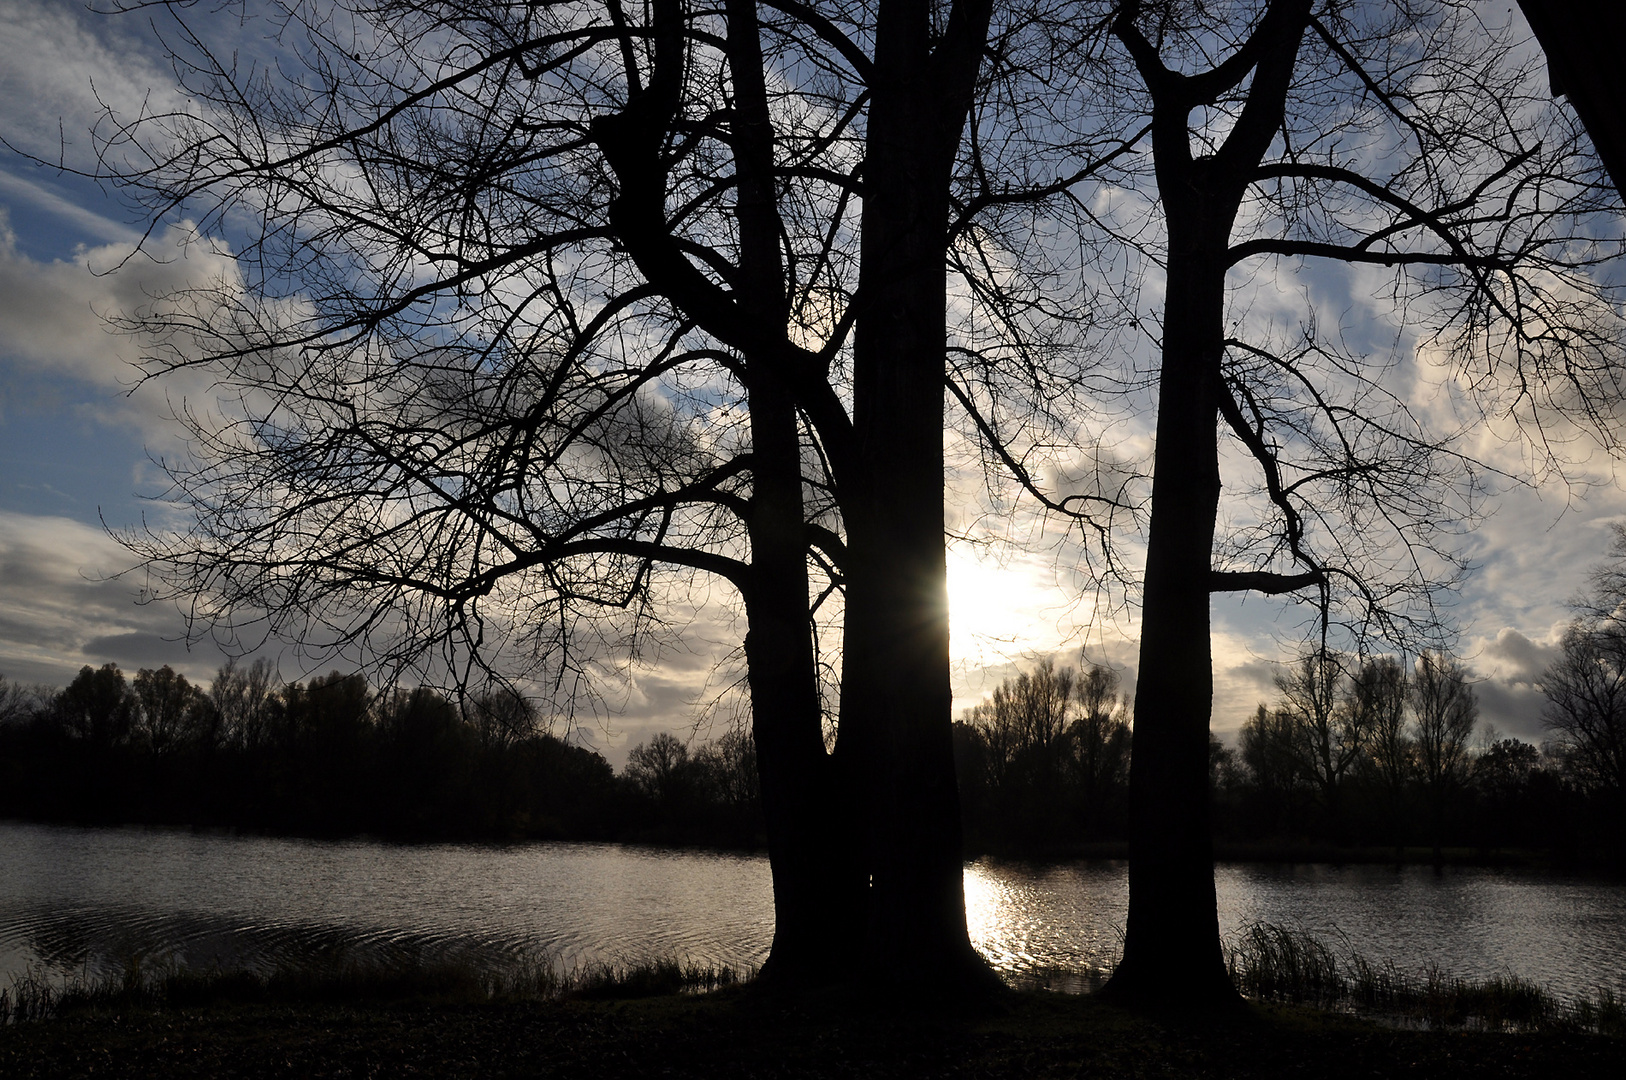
[2,0,1623,765]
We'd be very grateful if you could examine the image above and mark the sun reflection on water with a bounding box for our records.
[964,859,1127,985]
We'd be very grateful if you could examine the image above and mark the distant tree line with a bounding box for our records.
[0,663,761,847]
[5,618,1620,865]
[956,643,1625,866]
[1214,648,1619,864]
[953,658,1133,852]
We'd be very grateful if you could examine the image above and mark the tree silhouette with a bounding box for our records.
[88,0,1044,988]
[1409,650,1478,862]
[1349,655,1410,847]
[1068,665,1132,836]
[56,664,135,748]
[131,665,204,756]
[1271,651,1369,838]
[1517,1,1626,193]
[995,0,1626,1007]
[1541,528,1626,798]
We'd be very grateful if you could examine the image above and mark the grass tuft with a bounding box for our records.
[1226,921,1623,1035]
[1,951,747,1025]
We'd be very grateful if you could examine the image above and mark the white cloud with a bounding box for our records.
[0,214,237,445]
[0,1,184,172]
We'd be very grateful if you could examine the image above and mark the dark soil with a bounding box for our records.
[1,987,1619,1079]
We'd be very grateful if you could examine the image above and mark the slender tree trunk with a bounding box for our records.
[743,384,864,979]
[1103,0,1310,1010]
[728,0,865,983]
[1103,242,1237,1006]
[832,0,995,989]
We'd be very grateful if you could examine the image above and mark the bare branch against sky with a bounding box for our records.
[0,0,1623,766]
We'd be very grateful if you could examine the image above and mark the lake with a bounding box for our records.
[3,820,1623,1001]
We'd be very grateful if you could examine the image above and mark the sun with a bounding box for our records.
[945,549,1059,661]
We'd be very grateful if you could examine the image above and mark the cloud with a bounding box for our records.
[1480,627,1560,687]
[0,214,238,443]
[0,1,184,172]
[0,511,230,687]
[0,169,144,245]
[1473,677,1549,744]
[81,631,204,668]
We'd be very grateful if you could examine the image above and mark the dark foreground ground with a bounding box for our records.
[1,987,1620,1080]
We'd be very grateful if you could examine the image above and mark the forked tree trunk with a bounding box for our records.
[1103,0,1310,1010]
[743,383,864,979]
[729,0,865,983]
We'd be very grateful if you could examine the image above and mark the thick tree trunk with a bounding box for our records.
[1103,0,1310,1010]
[832,0,994,989]
[729,0,865,984]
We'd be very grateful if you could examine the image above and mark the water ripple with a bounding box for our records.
[2,822,1622,1000]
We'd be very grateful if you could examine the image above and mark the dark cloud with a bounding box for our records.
[1473,677,1549,744]
[81,631,210,669]
[1226,658,1279,694]
[1481,627,1558,687]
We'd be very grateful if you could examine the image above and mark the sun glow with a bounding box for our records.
[945,548,1065,664]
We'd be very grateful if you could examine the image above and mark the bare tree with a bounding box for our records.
[1540,528,1626,795]
[1349,655,1410,844]
[1068,663,1132,826]
[626,731,692,804]
[1239,703,1300,801]
[1543,626,1626,794]
[1409,650,1478,861]
[85,0,1039,987]
[0,675,50,728]
[973,0,1626,1006]
[968,656,1075,789]
[208,658,278,751]
[131,665,204,756]
[467,685,541,754]
[1271,651,1368,835]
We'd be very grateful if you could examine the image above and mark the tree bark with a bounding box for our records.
[728,0,865,983]
[832,0,996,989]
[743,379,864,981]
[1104,0,1311,1008]
[1103,242,1237,1007]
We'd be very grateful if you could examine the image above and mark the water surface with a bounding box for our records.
[3,821,1622,1000]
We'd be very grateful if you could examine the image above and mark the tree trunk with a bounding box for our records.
[1102,0,1310,1010]
[729,0,865,984]
[832,0,994,990]
[1103,243,1238,1007]
[743,384,864,979]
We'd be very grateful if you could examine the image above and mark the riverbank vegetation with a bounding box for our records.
[4,922,1620,1037]
[0,663,761,847]
[956,650,1623,867]
[2,947,1621,1079]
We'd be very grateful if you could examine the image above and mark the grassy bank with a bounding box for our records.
[0,954,742,1026]
[2,934,1623,1079]
[2,975,1622,1079]
[1226,923,1625,1035]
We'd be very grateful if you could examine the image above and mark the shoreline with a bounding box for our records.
[6,815,1616,878]
[2,983,1621,1079]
